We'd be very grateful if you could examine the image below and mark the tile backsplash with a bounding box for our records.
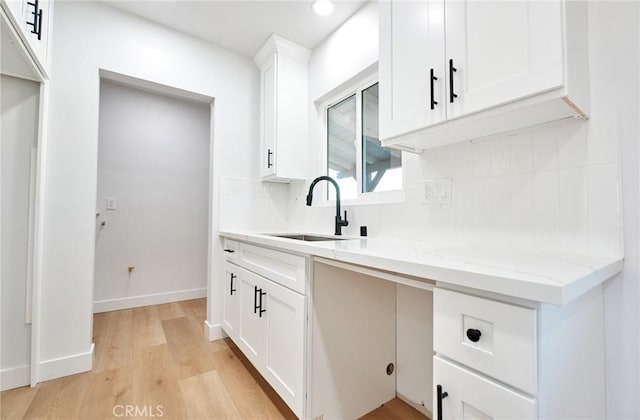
[288,114,623,257]
[414,115,623,256]
[218,177,289,233]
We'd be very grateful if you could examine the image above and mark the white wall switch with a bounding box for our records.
[106,197,117,210]
[420,179,451,205]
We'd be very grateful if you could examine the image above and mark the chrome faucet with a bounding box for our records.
[306,176,349,236]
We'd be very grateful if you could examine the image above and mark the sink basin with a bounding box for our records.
[267,234,350,242]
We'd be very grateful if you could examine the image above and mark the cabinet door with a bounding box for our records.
[222,262,240,339]
[260,53,277,178]
[24,0,50,70]
[237,269,265,365]
[434,356,536,420]
[445,0,563,119]
[3,0,26,28]
[379,0,446,140]
[262,279,305,417]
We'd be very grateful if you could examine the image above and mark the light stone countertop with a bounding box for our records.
[220,230,623,305]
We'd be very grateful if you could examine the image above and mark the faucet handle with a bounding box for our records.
[342,210,349,226]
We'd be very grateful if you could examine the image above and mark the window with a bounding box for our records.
[326,81,402,202]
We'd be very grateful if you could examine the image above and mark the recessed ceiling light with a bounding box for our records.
[312,0,335,16]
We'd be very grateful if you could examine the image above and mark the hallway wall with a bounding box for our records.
[94,80,210,312]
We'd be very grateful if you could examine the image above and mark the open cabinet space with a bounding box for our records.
[310,259,433,419]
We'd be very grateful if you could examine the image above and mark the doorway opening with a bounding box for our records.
[94,73,213,327]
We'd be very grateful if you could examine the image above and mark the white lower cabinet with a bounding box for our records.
[260,276,305,415]
[434,356,536,420]
[221,243,307,418]
[222,262,240,338]
[237,267,265,364]
[434,287,606,420]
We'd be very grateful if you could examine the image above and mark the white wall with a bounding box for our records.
[39,1,259,379]
[1,75,39,390]
[294,2,639,417]
[94,80,210,311]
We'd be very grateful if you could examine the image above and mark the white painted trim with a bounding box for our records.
[30,79,50,387]
[397,392,432,418]
[313,257,435,291]
[39,343,94,382]
[93,288,206,313]
[25,146,37,324]
[205,320,227,341]
[0,364,30,391]
[99,69,212,104]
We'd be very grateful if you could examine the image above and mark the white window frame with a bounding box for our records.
[319,73,405,207]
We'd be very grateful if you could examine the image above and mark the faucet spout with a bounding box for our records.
[306,176,349,235]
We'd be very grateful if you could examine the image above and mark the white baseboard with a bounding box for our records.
[0,364,30,391]
[93,288,207,313]
[39,343,94,382]
[396,392,432,418]
[205,320,227,341]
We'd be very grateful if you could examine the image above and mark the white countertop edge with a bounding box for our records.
[219,231,624,306]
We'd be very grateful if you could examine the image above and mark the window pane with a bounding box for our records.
[362,83,402,193]
[327,94,357,200]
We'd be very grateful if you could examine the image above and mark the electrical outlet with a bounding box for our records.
[106,197,117,210]
[421,179,451,205]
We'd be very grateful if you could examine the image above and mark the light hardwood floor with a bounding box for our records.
[1,298,426,420]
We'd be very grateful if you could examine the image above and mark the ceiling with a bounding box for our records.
[104,0,367,58]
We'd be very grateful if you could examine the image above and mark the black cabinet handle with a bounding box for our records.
[466,328,482,342]
[27,0,42,40]
[449,59,458,103]
[223,248,235,253]
[430,68,438,110]
[230,273,237,295]
[254,286,260,314]
[258,290,266,317]
[267,149,273,168]
[437,384,448,420]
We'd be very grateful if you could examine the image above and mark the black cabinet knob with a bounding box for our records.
[466,328,482,342]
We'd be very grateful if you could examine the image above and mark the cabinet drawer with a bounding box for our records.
[237,242,307,294]
[434,288,537,394]
[434,356,536,420]
[222,238,238,263]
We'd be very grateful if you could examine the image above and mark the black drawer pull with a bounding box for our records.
[230,273,237,295]
[223,248,235,253]
[466,328,482,342]
[449,59,458,103]
[258,290,266,317]
[437,384,448,420]
[267,149,273,168]
[430,68,438,110]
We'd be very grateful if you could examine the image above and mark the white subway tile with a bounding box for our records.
[491,137,511,176]
[532,129,558,172]
[587,114,621,166]
[490,176,511,245]
[587,164,622,256]
[557,119,588,169]
[558,167,589,254]
[509,134,533,175]
[533,171,560,252]
[472,140,493,177]
[508,174,534,250]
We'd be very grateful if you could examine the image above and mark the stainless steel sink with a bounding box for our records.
[267,233,350,242]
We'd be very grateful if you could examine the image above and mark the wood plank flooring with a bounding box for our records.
[1,298,426,420]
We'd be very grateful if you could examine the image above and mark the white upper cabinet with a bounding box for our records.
[379,0,589,152]
[379,0,446,140]
[1,0,53,78]
[254,35,310,182]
